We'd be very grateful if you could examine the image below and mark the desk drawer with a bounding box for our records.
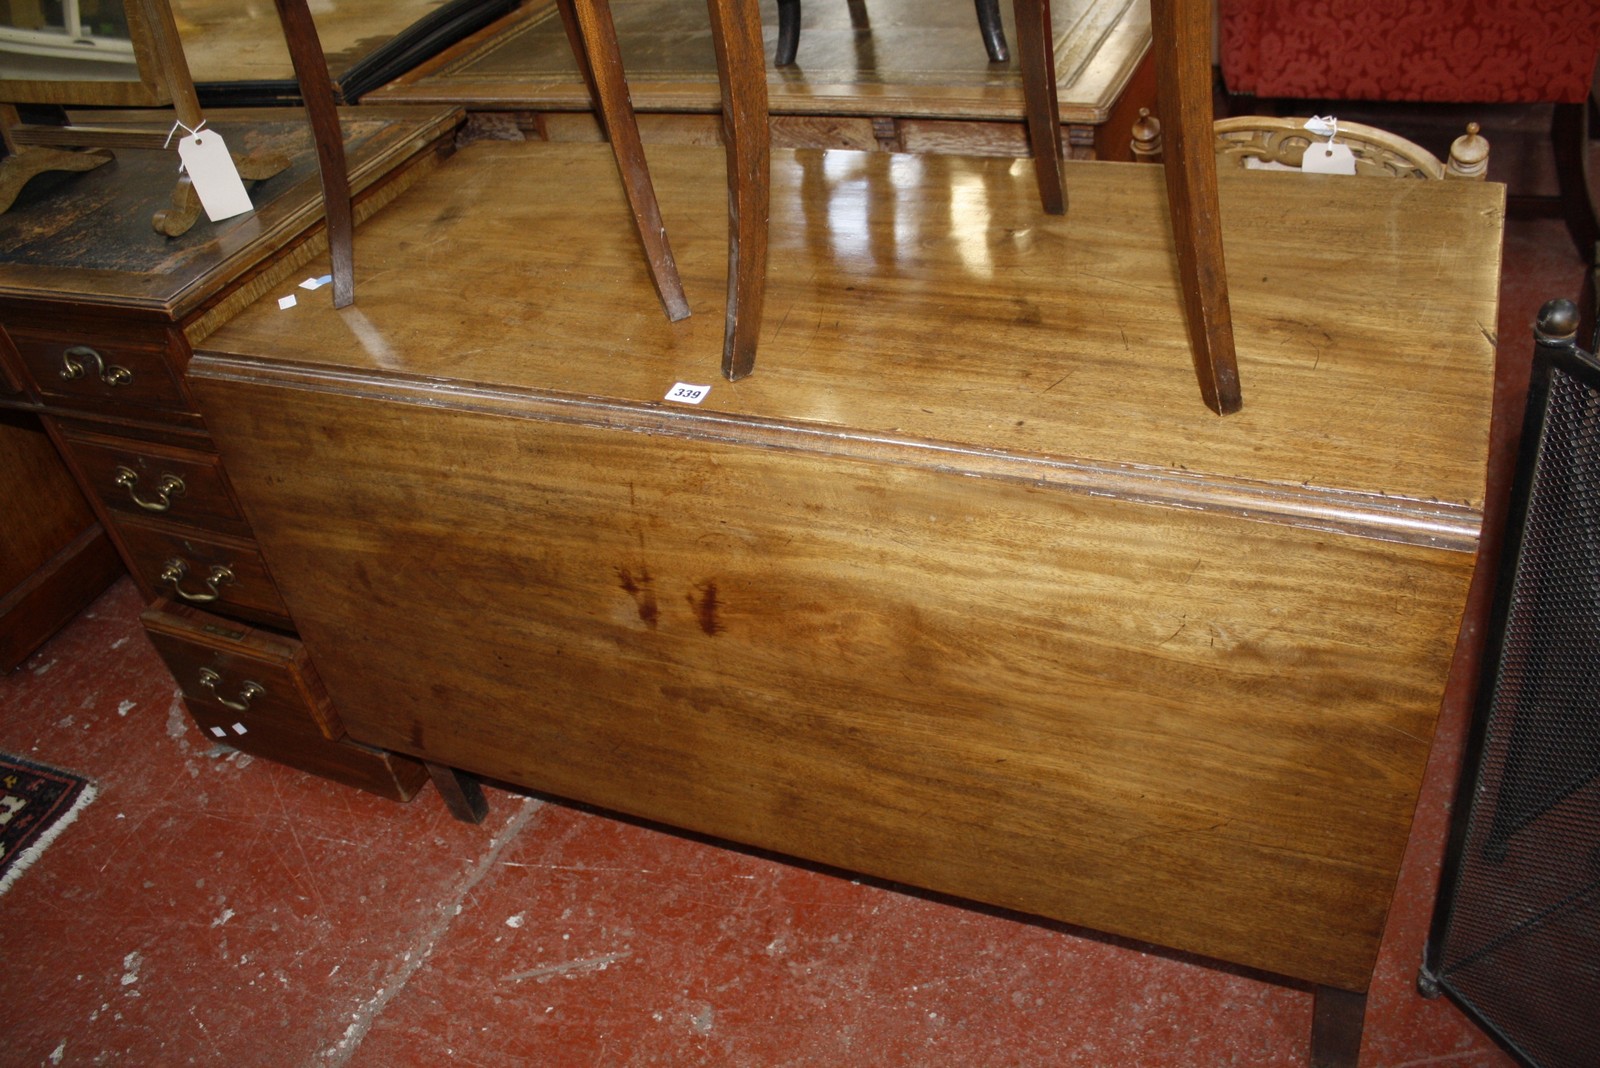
[117,516,291,629]
[141,602,428,801]
[142,600,343,740]
[9,328,194,419]
[55,422,250,536]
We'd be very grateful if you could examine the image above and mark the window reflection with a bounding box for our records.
[802,149,998,280]
[1,0,138,82]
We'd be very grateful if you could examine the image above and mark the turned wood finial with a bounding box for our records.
[1130,107,1164,162]
[1536,299,1580,346]
[1446,122,1489,180]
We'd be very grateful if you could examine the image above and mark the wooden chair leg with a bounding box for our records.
[426,762,489,824]
[271,0,355,309]
[775,0,801,66]
[1149,0,1242,415]
[1011,0,1064,215]
[1310,986,1367,1068]
[562,0,692,322]
[975,0,1009,62]
[706,0,771,381]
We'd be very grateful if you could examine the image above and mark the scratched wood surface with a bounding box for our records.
[0,107,460,321]
[189,141,1501,992]
[370,0,1150,126]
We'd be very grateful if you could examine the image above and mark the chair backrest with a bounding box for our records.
[1212,116,1488,180]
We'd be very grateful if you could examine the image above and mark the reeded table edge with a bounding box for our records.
[190,352,1485,552]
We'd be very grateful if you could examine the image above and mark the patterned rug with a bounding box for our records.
[0,753,96,895]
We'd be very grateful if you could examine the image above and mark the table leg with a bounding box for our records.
[1012,0,1064,215]
[562,0,692,323]
[706,0,771,381]
[427,762,489,824]
[1149,0,1242,414]
[1310,985,1367,1068]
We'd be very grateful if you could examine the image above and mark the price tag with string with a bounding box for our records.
[1301,115,1357,176]
[166,120,254,222]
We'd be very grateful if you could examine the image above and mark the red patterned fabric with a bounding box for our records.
[1219,0,1600,104]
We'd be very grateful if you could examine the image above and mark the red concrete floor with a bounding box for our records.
[1,135,1592,1066]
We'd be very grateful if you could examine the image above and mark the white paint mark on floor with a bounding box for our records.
[502,950,631,984]
[120,951,142,986]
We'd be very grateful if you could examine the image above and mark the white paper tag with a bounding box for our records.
[209,726,227,738]
[177,129,254,222]
[231,722,248,735]
[277,294,297,310]
[299,274,333,291]
[1303,115,1338,139]
[664,382,711,405]
[1302,140,1357,176]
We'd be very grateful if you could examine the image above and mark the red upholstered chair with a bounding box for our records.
[1216,0,1600,264]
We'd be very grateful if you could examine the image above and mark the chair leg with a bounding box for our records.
[775,0,800,66]
[271,0,355,308]
[975,0,1009,63]
[1149,0,1241,415]
[561,0,692,322]
[1011,0,1064,215]
[707,0,771,381]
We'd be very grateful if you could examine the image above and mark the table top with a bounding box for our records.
[194,141,1503,542]
[369,0,1151,124]
[0,107,461,324]
[174,0,516,101]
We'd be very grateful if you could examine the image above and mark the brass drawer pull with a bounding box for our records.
[159,558,234,603]
[197,667,264,712]
[114,465,185,512]
[60,345,133,387]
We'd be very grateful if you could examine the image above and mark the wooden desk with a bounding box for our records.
[0,106,463,797]
[0,410,123,672]
[188,142,1501,1056]
[368,0,1154,160]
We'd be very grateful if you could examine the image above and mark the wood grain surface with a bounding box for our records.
[196,142,1501,520]
[188,141,1500,991]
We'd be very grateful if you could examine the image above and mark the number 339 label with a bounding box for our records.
[664,382,711,405]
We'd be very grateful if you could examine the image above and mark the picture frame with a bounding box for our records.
[0,0,173,106]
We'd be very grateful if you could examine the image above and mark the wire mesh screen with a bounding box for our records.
[1428,354,1600,1068]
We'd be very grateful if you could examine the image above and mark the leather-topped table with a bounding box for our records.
[368,0,1155,160]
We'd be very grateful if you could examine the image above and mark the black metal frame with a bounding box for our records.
[1420,299,1600,1068]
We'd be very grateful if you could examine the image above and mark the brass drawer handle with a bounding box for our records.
[60,345,133,387]
[114,465,185,512]
[197,667,264,712]
[159,558,233,603]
